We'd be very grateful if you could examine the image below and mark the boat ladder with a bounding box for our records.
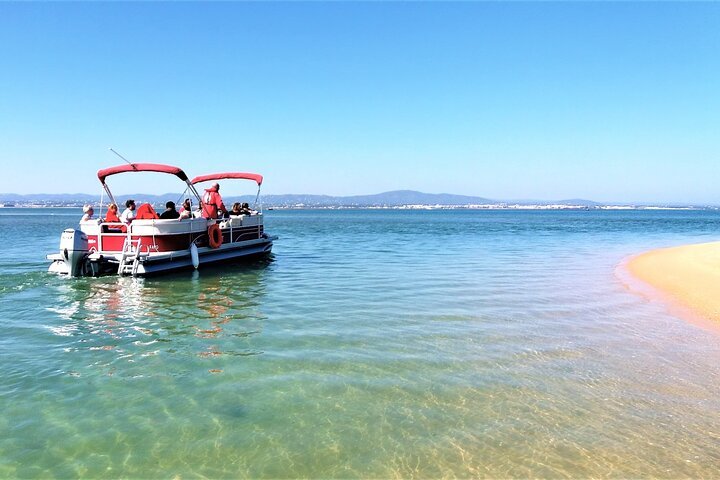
[118,237,143,276]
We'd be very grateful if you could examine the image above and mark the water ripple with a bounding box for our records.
[1,209,720,477]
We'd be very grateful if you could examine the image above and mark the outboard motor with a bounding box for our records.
[59,229,89,276]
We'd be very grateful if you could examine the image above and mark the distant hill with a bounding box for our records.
[0,192,194,206]
[0,190,699,208]
[260,190,496,207]
[0,190,495,206]
[258,191,613,207]
[0,193,99,203]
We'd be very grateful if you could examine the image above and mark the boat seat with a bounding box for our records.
[102,222,127,233]
[220,216,245,228]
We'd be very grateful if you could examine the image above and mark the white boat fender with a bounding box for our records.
[190,243,199,269]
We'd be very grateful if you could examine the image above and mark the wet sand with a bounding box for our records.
[628,241,720,323]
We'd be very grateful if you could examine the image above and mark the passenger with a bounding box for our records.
[241,202,256,215]
[135,203,159,220]
[105,203,120,223]
[179,198,193,219]
[201,183,226,219]
[159,201,180,219]
[80,205,95,222]
[120,199,136,224]
[229,202,243,216]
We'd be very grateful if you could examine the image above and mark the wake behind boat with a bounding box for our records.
[46,163,276,277]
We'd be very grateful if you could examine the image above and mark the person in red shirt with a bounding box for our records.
[202,183,227,219]
[105,203,120,223]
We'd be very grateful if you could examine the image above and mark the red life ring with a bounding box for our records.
[208,224,223,248]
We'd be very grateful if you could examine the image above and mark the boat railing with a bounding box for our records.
[217,213,263,240]
[86,214,265,253]
[90,218,209,253]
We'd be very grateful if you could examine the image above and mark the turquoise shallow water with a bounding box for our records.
[1,208,720,478]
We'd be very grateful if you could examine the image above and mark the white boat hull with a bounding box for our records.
[48,235,275,277]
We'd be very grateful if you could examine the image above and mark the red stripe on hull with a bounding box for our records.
[87,226,264,254]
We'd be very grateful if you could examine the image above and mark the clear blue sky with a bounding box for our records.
[1,2,718,203]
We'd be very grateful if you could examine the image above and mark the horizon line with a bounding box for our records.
[0,190,717,208]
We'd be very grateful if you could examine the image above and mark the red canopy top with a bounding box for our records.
[190,172,263,186]
[97,163,189,184]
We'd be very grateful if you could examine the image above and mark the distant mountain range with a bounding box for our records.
[262,190,500,206]
[0,190,592,206]
[0,190,711,208]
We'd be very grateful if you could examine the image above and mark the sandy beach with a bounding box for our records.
[628,241,720,323]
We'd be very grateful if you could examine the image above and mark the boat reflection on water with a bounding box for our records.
[46,259,273,377]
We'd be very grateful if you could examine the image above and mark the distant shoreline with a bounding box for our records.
[2,189,718,210]
[0,204,716,211]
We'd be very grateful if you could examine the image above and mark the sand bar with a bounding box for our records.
[628,241,720,323]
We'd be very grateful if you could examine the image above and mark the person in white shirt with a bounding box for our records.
[120,199,136,224]
[80,205,94,222]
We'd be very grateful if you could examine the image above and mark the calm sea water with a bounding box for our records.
[1,208,719,478]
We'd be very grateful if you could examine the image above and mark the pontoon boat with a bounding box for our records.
[46,163,276,277]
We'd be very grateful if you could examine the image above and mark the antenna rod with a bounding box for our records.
[109,148,134,166]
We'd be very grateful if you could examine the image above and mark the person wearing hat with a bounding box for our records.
[80,204,94,222]
[160,201,180,219]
